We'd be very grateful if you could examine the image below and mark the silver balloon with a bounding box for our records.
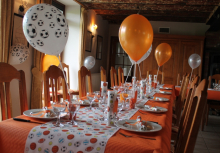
[188,54,201,69]
[84,56,95,69]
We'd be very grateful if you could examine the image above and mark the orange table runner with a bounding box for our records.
[0,85,175,153]
[175,86,220,101]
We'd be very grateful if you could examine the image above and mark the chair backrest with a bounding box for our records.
[0,62,28,120]
[78,66,92,98]
[100,66,106,82]
[118,67,124,86]
[178,76,199,132]
[175,73,189,126]
[44,65,68,107]
[58,62,70,90]
[175,79,208,153]
[208,74,220,88]
[110,66,118,87]
[146,69,164,84]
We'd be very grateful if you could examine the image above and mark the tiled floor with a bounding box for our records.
[194,115,220,153]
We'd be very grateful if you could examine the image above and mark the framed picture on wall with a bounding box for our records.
[11,13,28,46]
[96,35,103,60]
[85,31,92,52]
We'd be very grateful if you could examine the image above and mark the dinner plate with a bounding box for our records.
[159,91,172,94]
[159,87,172,90]
[148,96,169,102]
[23,109,67,120]
[115,119,162,132]
[79,99,98,106]
[139,105,168,113]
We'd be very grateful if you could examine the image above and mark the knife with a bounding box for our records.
[13,118,44,124]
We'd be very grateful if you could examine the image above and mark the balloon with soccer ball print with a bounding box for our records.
[9,43,30,65]
[22,3,69,55]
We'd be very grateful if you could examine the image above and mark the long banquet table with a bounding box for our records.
[0,85,175,153]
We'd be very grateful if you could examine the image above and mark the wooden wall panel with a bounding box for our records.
[139,34,204,85]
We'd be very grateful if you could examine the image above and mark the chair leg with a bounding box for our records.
[206,104,210,126]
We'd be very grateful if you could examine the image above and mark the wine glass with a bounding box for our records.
[87,92,95,110]
[52,101,66,127]
[68,98,80,125]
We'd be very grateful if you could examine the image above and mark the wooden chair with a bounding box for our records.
[173,74,190,126]
[208,74,220,88]
[146,69,164,84]
[204,74,220,126]
[0,63,28,120]
[172,76,199,140]
[110,66,118,87]
[78,66,93,98]
[118,67,124,86]
[172,79,208,153]
[44,65,68,107]
[100,66,107,82]
[58,62,79,96]
[176,73,180,86]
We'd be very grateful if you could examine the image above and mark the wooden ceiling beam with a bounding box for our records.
[77,0,219,6]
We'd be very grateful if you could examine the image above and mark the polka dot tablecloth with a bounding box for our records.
[24,105,143,153]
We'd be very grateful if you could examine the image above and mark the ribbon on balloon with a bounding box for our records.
[188,54,201,80]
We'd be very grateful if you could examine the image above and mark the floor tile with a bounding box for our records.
[206,143,220,150]
[193,148,209,153]
[194,144,208,150]
[201,132,220,140]
[209,148,220,153]
[213,126,220,133]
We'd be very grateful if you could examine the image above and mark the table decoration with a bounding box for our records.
[107,91,117,126]
[139,105,168,113]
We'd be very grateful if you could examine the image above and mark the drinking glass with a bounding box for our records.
[52,101,66,127]
[87,92,95,110]
[68,98,80,125]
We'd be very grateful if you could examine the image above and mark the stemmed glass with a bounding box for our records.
[87,92,95,110]
[52,101,66,127]
[68,96,80,125]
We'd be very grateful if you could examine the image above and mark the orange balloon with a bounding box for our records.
[42,55,60,72]
[155,43,172,67]
[119,14,153,62]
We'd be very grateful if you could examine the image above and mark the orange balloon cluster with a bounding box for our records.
[42,55,60,72]
[119,14,153,62]
[155,43,172,67]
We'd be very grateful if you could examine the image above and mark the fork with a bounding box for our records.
[119,132,156,140]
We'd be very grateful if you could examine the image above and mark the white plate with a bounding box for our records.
[79,99,98,106]
[149,97,169,102]
[139,106,168,113]
[115,119,162,132]
[159,91,172,94]
[23,109,67,120]
[159,87,172,90]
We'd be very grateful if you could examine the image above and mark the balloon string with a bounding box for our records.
[125,64,133,83]
[57,55,71,101]
[157,66,160,77]
[134,62,137,77]
[138,64,142,80]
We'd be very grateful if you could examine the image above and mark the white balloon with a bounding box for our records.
[84,56,95,70]
[9,43,30,65]
[129,45,152,64]
[23,3,69,55]
[188,53,201,69]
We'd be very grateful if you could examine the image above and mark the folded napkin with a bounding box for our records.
[101,81,108,96]
[107,91,117,126]
[129,90,137,109]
